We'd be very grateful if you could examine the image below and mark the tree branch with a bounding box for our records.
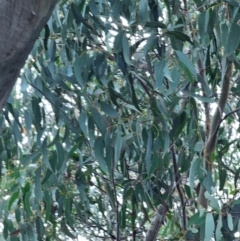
[144,205,168,241]
[171,144,187,230]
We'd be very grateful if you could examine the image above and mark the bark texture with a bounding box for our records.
[0,0,58,110]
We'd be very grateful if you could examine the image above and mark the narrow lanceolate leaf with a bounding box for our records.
[71,3,98,35]
[35,167,43,201]
[139,0,148,25]
[43,190,51,222]
[215,215,222,241]
[36,217,45,237]
[22,152,41,166]
[94,137,109,174]
[204,192,220,210]
[189,159,198,195]
[144,34,158,56]
[227,213,234,231]
[155,60,166,90]
[175,50,197,81]
[74,54,88,86]
[220,168,227,190]
[32,97,42,128]
[114,130,123,166]
[56,142,65,170]
[43,24,50,51]
[122,32,130,65]
[8,191,19,210]
[226,22,240,56]
[24,191,33,215]
[79,112,88,137]
[165,31,193,44]
[145,130,153,174]
[101,102,119,118]
[64,198,75,227]
[61,220,77,239]
[92,107,107,134]
[198,10,209,42]
[205,213,214,241]
[145,21,167,28]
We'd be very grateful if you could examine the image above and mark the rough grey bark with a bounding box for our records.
[0,0,58,110]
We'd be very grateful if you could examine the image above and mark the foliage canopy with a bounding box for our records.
[2,0,240,240]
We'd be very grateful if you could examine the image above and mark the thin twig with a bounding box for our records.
[209,106,240,145]
[170,143,187,230]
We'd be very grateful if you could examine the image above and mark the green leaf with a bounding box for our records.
[56,142,65,170]
[79,112,88,137]
[43,24,50,51]
[94,137,109,174]
[139,0,148,25]
[60,220,77,239]
[64,198,75,227]
[227,213,233,231]
[205,213,214,241]
[74,53,88,86]
[163,131,170,154]
[24,191,33,215]
[101,102,119,118]
[235,167,240,188]
[198,10,209,43]
[8,191,19,210]
[47,130,60,147]
[105,182,115,208]
[22,152,41,166]
[32,97,42,129]
[204,191,220,210]
[128,74,141,111]
[145,21,167,28]
[215,215,222,241]
[89,0,98,15]
[35,167,43,201]
[48,40,56,62]
[44,190,51,222]
[123,186,134,201]
[145,130,153,174]
[114,130,123,166]
[194,141,204,152]
[154,60,166,90]
[175,50,197,81]
[226,22,240,56]
[122,32,130,65]
[149,153,162,176]
[144,34,158,56]
[189,159,199,195]
[15,208,21,223]
[71,3,98,35]
[220,168,227,190]
[3,218,8,239]
[114,31,124,53]
[170,111,187,139]
[166,31,193,44]
[36,216,45,237]
[92,107,107,134]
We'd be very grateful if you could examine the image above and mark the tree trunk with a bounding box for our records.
[0,0,58,110]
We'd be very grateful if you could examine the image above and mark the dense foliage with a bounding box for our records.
[2,0,240,240]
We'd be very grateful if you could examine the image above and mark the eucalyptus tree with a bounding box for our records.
[1,0,240,241]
